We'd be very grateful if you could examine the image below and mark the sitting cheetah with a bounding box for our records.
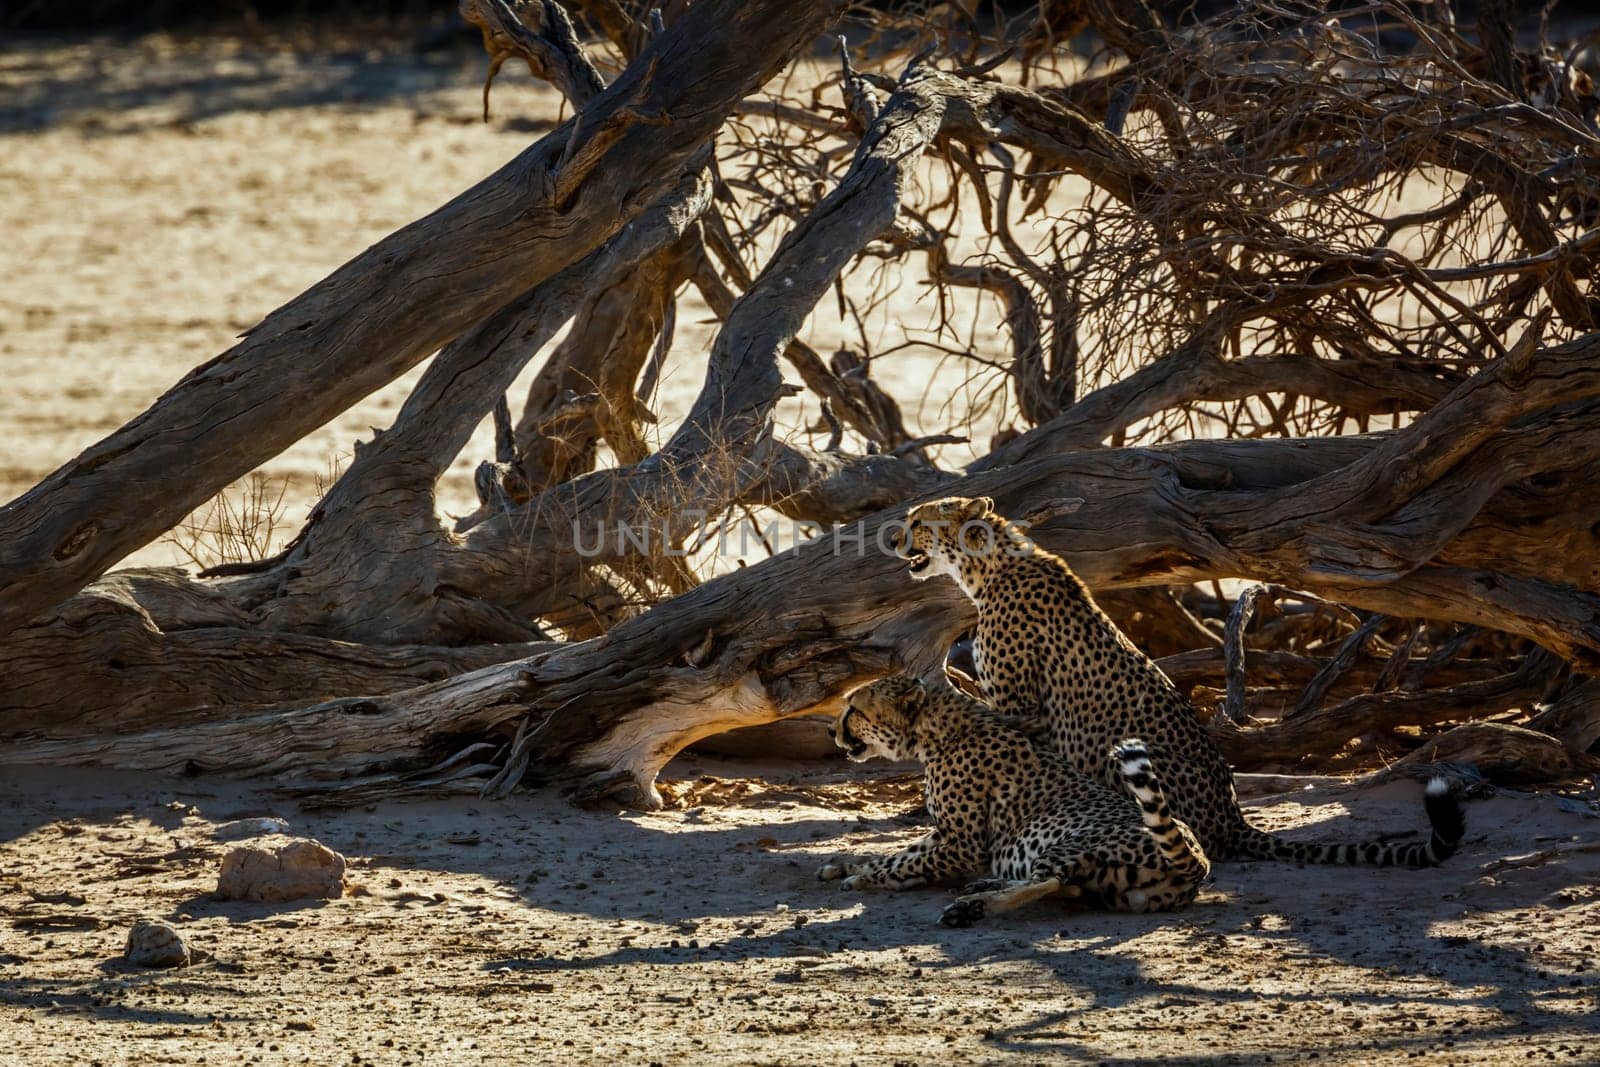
[892,495,1465,867]
[817,676,1211,926]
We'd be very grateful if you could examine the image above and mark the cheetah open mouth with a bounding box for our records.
[837,710,869,760]
[905,549,930,575]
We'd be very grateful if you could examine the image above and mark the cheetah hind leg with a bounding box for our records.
[940,877,1065,928]
[961,876,1083,899]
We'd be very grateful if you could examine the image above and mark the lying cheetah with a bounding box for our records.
[892,495,1466,867]
[817,676,1211,926]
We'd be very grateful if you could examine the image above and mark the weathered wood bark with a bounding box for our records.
[689,249,910,454]
[13,413,1600,801]
[1,53,967,748]
[4,663,547,782]
[165,54,962,654]
[434,349,1600,666]
[422,60,963,612]
[0,0,839,639]
[5,0,1599,806]
[1387,722,1600,786]
[1526,680,1600,756]
[1207,663,1554,766]
[11,313,1600,782]
[0,569,551,737]
[511,232,697,486]
[231,172,715,645]
[975,323,1460,471]
[1156,646,1509,700]
[1096,588,1221,659]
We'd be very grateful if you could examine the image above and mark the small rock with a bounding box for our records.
[212,817,291,841]
[215,836,346,903]
[125,920,189,968]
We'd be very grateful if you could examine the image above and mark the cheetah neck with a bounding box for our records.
[967,547,1174,703]
[943,521,1037,599]
[906,703,969,761]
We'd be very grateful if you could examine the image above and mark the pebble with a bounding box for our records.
[125,920,189,968]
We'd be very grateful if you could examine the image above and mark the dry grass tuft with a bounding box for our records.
[162,471,291,570]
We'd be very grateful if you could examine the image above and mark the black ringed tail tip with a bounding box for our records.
[1422,776,1466,864]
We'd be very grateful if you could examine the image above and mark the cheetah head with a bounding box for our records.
[829,676,927,762]
[891,496,1001,582]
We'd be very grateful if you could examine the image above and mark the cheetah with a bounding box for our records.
[817,676,1211,926]
[891,495,1466,867]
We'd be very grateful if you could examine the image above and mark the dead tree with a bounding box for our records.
[4,0,1599,804]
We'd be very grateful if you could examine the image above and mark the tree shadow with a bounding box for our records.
[0,966,261,1028]
[449,772,1600,1059]
[167,891,341,922]
[3,757,1597,1052]
[0,32,551,135]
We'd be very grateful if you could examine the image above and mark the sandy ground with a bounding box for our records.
[0,31,605,567]
[3,761,1598,1065]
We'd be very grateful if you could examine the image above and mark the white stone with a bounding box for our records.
[215,836,346,903]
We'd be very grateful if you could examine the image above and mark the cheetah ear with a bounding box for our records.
[901,682,929,722]
[960,496,995,522]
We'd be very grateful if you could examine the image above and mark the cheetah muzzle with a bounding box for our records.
[888,523,933,576]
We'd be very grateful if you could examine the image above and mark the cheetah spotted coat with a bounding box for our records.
[893,496,1465,868]
[818,676,1211,926]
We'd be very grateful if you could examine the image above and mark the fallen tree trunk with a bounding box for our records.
[0,568,552,737]
[1156,646,1509,697]
[0,0,839,640]
[5,0,1599,807]
[106,50,958,652]
[1206,662,1556,766]
[230,170,718,645]
[12,416,1600,802]
[1385,722,1600,786]
[0,429,1580,704]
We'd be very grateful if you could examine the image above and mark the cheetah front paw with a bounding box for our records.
[817,860,851,882]
[940,896,987,928]
[961,878,1006,895]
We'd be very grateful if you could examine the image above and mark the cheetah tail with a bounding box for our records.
[1233,778,1465,867]
[1112,739,1208,869]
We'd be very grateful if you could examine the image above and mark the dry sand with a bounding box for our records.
[0,31,595,565]
[3,761,1598,1065]
[3,28,1600,1066]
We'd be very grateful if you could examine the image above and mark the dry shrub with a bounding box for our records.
[163,471,291,570]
